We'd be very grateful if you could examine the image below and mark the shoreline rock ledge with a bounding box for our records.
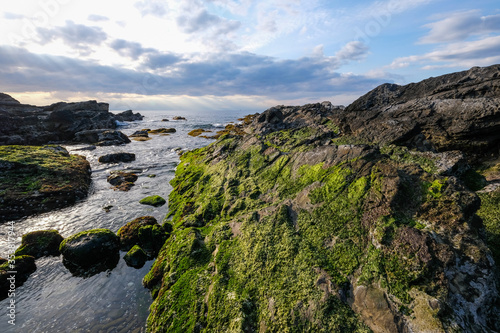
[0,94,135,145]
[144,65,500,333]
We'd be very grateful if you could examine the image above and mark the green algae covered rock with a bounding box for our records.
[15,230,64,258]
[124,245,148,268]
[0,255,36,300]
[0,145,91,222]
[59,228,120,277]
[139,195,166,207]
[144,101,500,333]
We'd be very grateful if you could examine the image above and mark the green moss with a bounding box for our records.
[14,230,63,258]
[477,190,500,266]
[380,145,437,174]
[139,195,166,207]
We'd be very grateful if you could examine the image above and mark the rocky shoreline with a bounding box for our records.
[144,65,500,332]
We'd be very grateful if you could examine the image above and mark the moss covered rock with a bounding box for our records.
[0,255,36,300]
[124,245,148,268]
[0,145,91,222]
[139,195,166,207]
[15,230,64,258]
[118,216,169,257]
[59,229,120,277]
[144,98,500,332]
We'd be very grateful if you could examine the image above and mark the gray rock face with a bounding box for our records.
[0,94,126,145]
[338,65,500,162]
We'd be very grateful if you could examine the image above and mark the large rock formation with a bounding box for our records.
[0,94,131,145]
[144,65,500,332]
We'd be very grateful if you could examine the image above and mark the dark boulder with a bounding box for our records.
[98,152,136,163]
[14,230,64,258]
[74,129,130,146]
[129,130,149,138]
[0,255,36,300]
[59,229,120,277]
[114,110,144,122]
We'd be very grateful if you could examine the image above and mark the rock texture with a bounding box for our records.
[0,145,91,222]
[59,229,120,277]
[114,110,144,122]
[144,65,500,333]
[14,230,64,258]
[0,94,131,145]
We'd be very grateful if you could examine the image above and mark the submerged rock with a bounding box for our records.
[144,65,500,333]
[15,230,64,258]
[107,172,138,191]
[59,229,120,277]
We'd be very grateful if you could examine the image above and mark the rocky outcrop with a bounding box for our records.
[0,145,91,222]
[114,110,144,122]
[107,171,138,191]
[144,65,500,333]
[0,94,130,145]
[117,216,169,257]
[337,65,500,162]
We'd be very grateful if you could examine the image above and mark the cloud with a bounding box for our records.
[109,39,155,60]
[134,0,168,17]
[336,41,370,61]
[88,14,110,22]
[420,10,500,44]
[144,53,183,69]
[390,35,500,69]
[36,21,107,55]
[3,12,24,20]
[0,46,385,101]
[176,9,241,36]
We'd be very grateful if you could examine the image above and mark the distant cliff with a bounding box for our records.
[144,65,500,332]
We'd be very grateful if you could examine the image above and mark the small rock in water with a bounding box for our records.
[103,205,113,212]
[139,195,166,207]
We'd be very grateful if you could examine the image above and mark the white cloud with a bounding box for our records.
[390,35,500,69]
[420,10,500,44]
[336,41,369,61]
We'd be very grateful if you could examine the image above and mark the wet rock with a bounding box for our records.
[14,230,64,258]
[161,118,169,122]
[139,195,166,207]
[59,229,120,277]
[107,172,138,191]
[118,216,158,250]
[114,110,144,122]
[124,245,148,268]
[129,130,149,138]
[188,129,212,137]
[0,255,37,300]
[117,216,166,253]
[74,129,130,146]
[98,152,135,163]
[0,145,91,222]
[172,116,186,120]
[149,128,176,134]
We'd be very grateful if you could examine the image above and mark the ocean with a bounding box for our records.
[0,109,251,332]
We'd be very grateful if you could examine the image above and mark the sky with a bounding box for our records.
[0,0,499,111]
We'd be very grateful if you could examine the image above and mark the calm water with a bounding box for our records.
[0,109,250,332]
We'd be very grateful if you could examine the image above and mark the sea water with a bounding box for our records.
[0,109,251,332]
